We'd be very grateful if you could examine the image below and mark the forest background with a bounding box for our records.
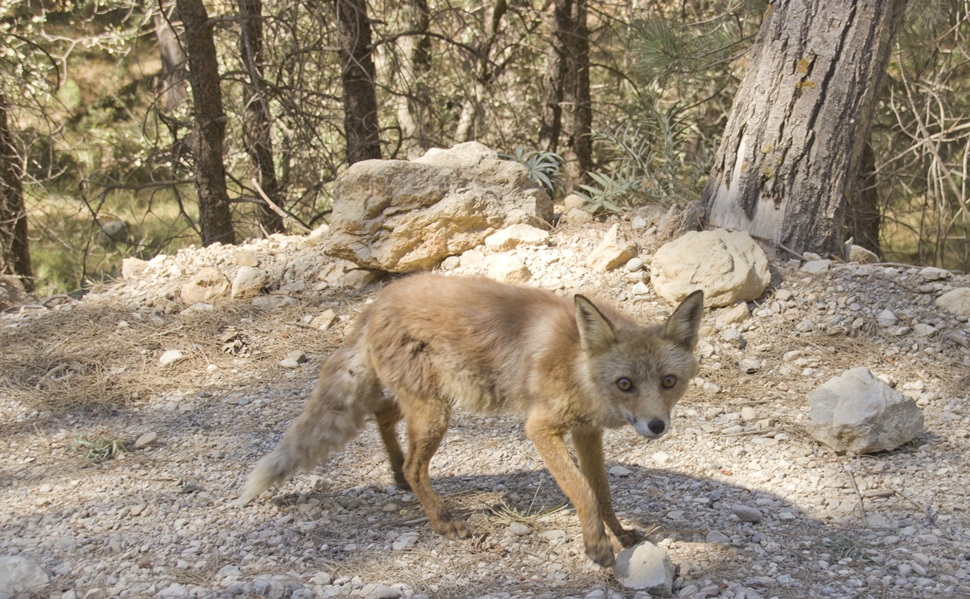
[0,0,968,296]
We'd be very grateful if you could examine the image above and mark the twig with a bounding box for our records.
[251,178,312,233]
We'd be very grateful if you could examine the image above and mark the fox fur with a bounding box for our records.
[238,273,704,567]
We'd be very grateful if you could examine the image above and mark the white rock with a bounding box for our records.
[806,367,925,454]
[876,310,898,327]
[159,350,185,366]
[180,267,230,305]
[310,309,337,331]
[484,224,549,251]
[919,266,950,281]
[848,245,879,264]
[626,257,644,272]
[801,259,831,274]
[361,583,401,599]
[586,224,637,271]
[508,522,531,536]
[609,465,632,476]
[936,288,970,317]
[563,193,586,211]
[0,556,50,594]
[706,531,730,544]
[134,432,158,449]
[392,532,419,551]
[650,229,770,307]
[485,254,531,284]
[231,266,267,299]
[733,505,763,523]
[614,542,675,596]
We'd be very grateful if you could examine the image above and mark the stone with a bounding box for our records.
[936,288,970,317]
[848,245,879,264]
[252,295,298,310]
[134,432,158,449]
[324,142,552,272]
[609,465,632,476]
[484,224,549,251]
[280,350,307,369]
[801,259,832,275]
[82,590,106,599]
[486,254,531,284]
[733,505,763,523]
[392,532,419,551]
[159,350,185,366]
[235,250,260,267]
[440,256,460,270]
[876,309,898,327]
[121,257,148,280]
[310,309,337,331]
[342,269,380,290]
[586,224,637,271]
[919,266,950,281]
[304,224,331,247]
[650,229,770,308]
[180,267,230,305]
[806,367,925,454]
[563,193,586,211]
[614,541,675,596]
[0,556,50,594]
[706,531,730,544]
[565,207,593,224]
[625,257,644,272]
[361,584,401,599]
[508,522,531,536]
[231,266,267,300]
[717,302,750,325]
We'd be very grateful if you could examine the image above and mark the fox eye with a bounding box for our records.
[616,377,634,392]
[662,375,677,389]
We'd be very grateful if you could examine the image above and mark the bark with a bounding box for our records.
[153,0,189,112]
[0,93,32,291]
[238,0,285,234]
[176,0,236,246]
[540,0,590,189]
[702,0,907,256]
[335,0,382,164]
[394,0,432,158]
[846,141,882,256]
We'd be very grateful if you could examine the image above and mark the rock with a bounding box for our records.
[848,245,879,264]
[706,531,730,544]
[440,256,460,270]
[235,250,260,267]
[486,254,531,284]
[800,259,832,274]
[650,229,770,307]
[159,350,185,366]
[733,505,763,523]
[876,309,898,327]
[625,257,644,272]
[806,367,925,454]
[484,224,549,251]
[280,350,307,369]
[324,142,552,272]
[563,193,586,211]
[310,309,337,331]
[586,224,636,271]
[716,302,750,325]
[392,532,419,551]
[121,257,148,280]
[614,542,675,596]
[739,358,761,373]
[231,266,267,300]
[361,583,401,599]
[0,556,50,594]
[936,288,970,317]
[304,224,331,247]
[609,465,632,476]
[134,432,158,449]
[81,590,106,599]
[508,522,531,536]
[180,267,230,305]
[919,266,950,281]
[252,295,298,309]
[565,207,593,224]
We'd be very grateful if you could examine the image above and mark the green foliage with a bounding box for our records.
[70,431,130,464]
[500,147,565,197]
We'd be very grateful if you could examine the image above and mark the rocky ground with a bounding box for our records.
[2,210,970,599]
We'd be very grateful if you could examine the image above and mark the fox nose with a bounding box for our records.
[647,419,666,435]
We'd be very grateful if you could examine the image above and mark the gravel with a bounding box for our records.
[2,210,970,599]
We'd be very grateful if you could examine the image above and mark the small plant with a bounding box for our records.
[71,431,130,464]
[487,480,568,525]
[501,147,565,196]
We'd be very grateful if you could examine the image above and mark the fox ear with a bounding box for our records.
[575,295,618,355]
[664,290,704,350]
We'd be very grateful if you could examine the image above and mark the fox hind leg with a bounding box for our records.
[375,400,409,490]
[399,394,470,539]
[573,428,643,549]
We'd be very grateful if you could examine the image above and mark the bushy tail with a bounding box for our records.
[236,339,381,505]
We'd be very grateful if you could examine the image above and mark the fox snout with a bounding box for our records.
[624,412,669,438]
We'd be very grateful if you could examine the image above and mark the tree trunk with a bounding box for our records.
[555,0,591,189]
[0,93,33,291]
[394,0,432,158]
[702,0,907,257]
[153,0,189,113]
[846,141,882,256]
[537,6,563,154]
[335,0,382,164]
[176,0,236,246]
[454,0,507,144]
[238,0,285,234]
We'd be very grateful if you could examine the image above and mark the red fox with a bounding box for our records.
[238,274,704,567]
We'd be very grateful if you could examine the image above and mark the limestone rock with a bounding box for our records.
[563,193,586,211]
[0,556,50,594]
[936,288,970,317]
[324,142,552,272]
[801,259,831,275]
[716,302,750,326]
[484,224,549,251]
[586,224,637,271]
[848,245,879,264]
[613,542,675,596]
[134,432,158,449]
[564,207,593,224]
[806,367,924,454]
[486,254,531,284]
[650,229,770,308]
[180,267,230,305]
[310,309,337,331]
[304,224,331,247]
[159,350,185,366]
[121,257,148,280]
[231,266,267,300]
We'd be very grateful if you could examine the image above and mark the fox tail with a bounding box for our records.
[236,338,381,506]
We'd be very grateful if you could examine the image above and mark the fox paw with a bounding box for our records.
[431,517,471,539]
[585,540,616,568]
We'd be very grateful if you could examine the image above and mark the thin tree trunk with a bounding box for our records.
[454,0,507,144]
[556,0,591,189]
[394,0,432,158]
[176,0,236,246]
[335,0,382,164]
[846,141,882,256]
[702,0,907,256]
[153,0,189,112]
[537,6,563,154]
[238,0,285,234]
[0,93,32,291]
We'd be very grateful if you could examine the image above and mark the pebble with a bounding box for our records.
[508,522,531,536]
[733,505,763,523]
[158,349,185,366]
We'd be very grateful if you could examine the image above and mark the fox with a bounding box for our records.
[237,273,704,567]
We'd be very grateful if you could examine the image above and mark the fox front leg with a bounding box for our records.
[525,415,615,567]
[573,428,643,548]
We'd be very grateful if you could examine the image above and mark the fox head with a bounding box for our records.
[574,290,704,439]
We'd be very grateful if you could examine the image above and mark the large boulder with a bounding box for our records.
[324,142,553,272]
[650,229,770,307]
[806,367,924,454]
